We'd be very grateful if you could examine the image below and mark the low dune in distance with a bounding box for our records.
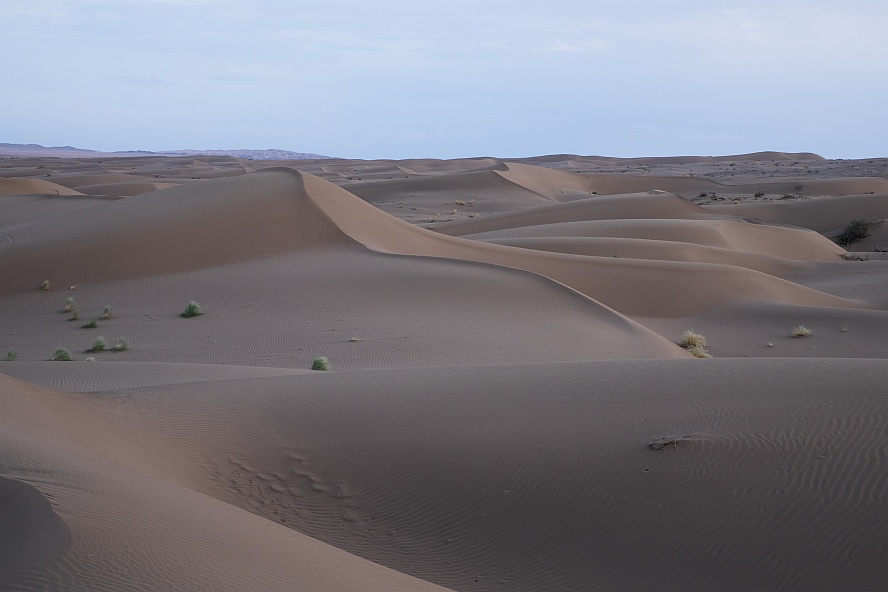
[1,151,887,591]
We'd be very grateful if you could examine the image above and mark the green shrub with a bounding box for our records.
[64,297,75,313]
[69,309,79,321]
[102,305,112,320]
[835,219,871,246]
[87,337,107,353]
[3,351,16,362]
[82,320,98,329]
[311,356,331,371]
[181,300,203,318]
[112,338,129,352]
[41,280,50,291]
[51,348,72,361]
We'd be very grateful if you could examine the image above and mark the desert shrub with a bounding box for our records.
[311,356,331,371]
[112,338,129,352]
[754,190,766,198]
[82,320,98,329]
[64,297,76,313]
[52,348,72,361]
[3,351,16,361]
[88,337,107,353]
[41,280,50,291]
[102,305,112,320]
[835,220,871,246]
[679,330,707,349]
[69,309,79,321]
[181,300,203,318]
[791,325,813,337]
[687,345,711,358]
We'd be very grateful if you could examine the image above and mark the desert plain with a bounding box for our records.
[1,149,888,591]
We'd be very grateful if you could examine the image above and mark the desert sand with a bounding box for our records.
[1,150,887,591]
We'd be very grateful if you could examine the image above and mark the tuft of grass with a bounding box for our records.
[687,345,712,359]
[82,320,98,329]
[835,219,872,246]
[679,330,707,349]
[3,350,16,361]
[101,305,112,320]
[41,280,50,291]
[87,336,107,353]
[69,309,79,321]
[791,325,813,337]
[84,357,96,362]
[181,300,203,318]
[311,356,331,371]
[51,348,72,361]
[64,297,76,313]
[112,338,129,352]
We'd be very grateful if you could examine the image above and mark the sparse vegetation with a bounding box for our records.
[311,356,331,371]
[69,309,80,321]
[112,338,129,352]
[791,325,813,337]
[835,219,872,246]
[3,351,16,361]
[102,305,113,320]
[181,300,203,318]
[41,280,50,291]
[87,337,107,353]
[52,348,72,361]
[82,320,98,329]
[687,345,711,359]
[85,357,96,362]
[754,190,766,198]
[679,330,707,349]
[679,330,710,358]
[64,297,76,313]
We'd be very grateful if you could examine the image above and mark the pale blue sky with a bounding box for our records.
[2,1,886,159]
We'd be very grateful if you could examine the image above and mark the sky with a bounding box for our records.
[2,0,887,159]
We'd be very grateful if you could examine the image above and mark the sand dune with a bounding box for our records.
[0,178,83,197]
[1,152,887,591]
[4,359,888,591]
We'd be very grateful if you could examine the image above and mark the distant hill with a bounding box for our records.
[0,143,332,160]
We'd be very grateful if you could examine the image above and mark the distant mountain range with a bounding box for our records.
[0,143,332,160]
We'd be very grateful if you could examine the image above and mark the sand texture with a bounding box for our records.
[1,152,887,591]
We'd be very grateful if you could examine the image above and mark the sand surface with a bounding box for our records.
[1,151,887,591]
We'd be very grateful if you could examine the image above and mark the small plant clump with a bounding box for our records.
[791,325,813,337]
[52,348,72,361]
[181,300,203,318]
[82,320,98,329]
[835,219,872,246]
[687,345,712,359]
[679,330,707,349]
[102,305,113,320]
[88,337,107,353]
[311,356,331,371]
[679,330,711,358]
[112,338,129,352]
[69,309,80,321]
[41,280,51,291]
[754,190,766,198]
[64,297,76,313]
[3,351,16,361]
